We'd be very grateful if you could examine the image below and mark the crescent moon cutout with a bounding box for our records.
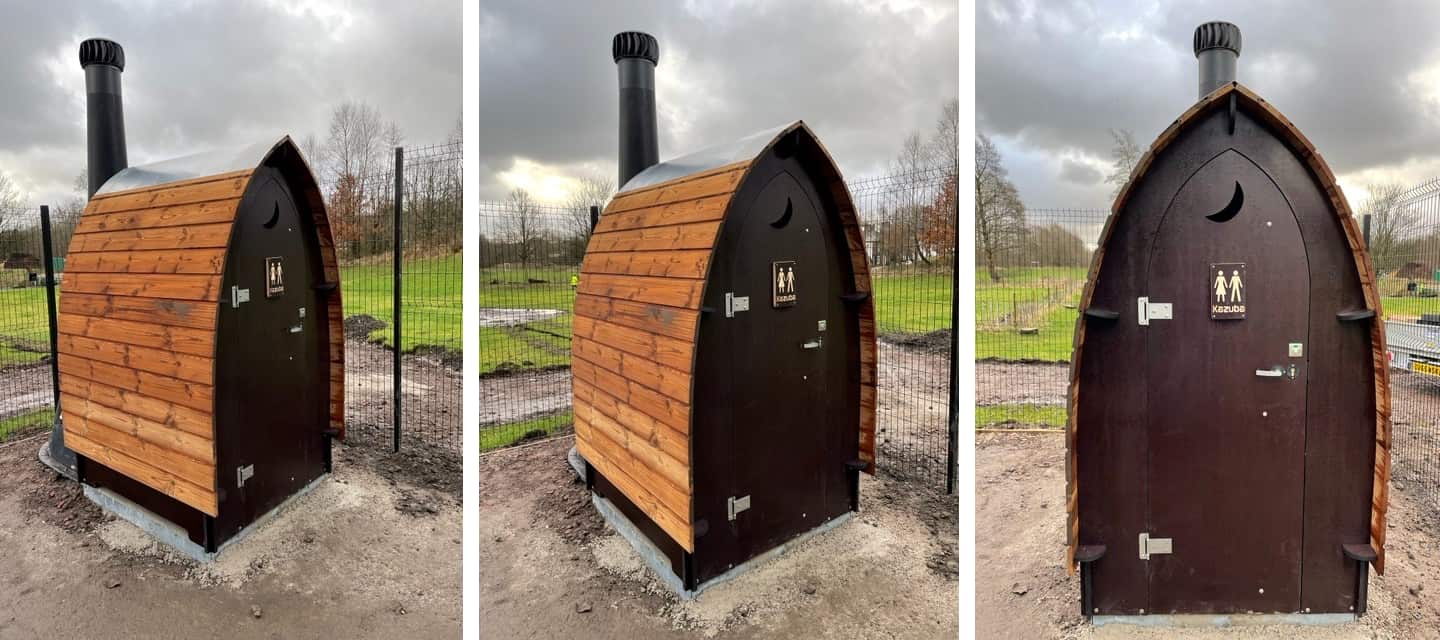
[263,203,280,229]
[1205,182,1244,223]
[770,198,793,228]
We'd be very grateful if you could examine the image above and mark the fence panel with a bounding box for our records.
[478,168,960,487]
[974,208,1106,432]
[0,207,59,443]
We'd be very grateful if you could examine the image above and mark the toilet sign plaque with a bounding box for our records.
[772,260,797,308]
[1210,262,1246,319]
[266,256,285,298]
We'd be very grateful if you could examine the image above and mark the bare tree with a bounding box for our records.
[1104,128,1142,200]
[975,133,1026,282]
[564,174,616,243]
[1363,182,1418,273]
[891,132,934,265]
[300,133,325,170]
[0,171,27,231]
[505,187,543,269]
[326,100,385,182]
[383,121,404,151]
[927,98,960,176]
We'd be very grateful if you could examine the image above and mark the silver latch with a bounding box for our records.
[803,337,823,350]
[236,464,255,488]
[231,286,251,308]
[727,495,751,521]
[1139,532,1173,560]
[1137,297,1172,326]
[724,293,750,318]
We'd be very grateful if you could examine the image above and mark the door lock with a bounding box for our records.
[1255,367,1283,377]
[802,337,823,350]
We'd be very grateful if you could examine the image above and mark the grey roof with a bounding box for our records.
[618,121,800,194]
[95,136,292,195]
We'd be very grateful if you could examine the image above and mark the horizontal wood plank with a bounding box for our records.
[594,194,730,234]
[59,354,214,415]
[88,172,251,215]
[67,222,233,253]
[59,293,217,330]
[576,273,705,309]
[65,248,227,275]
[59,334,213,385]
[585,221,722,253]
[572,296,699,343]
[75,199,239,235]
[575,417,692,551]
[59,315,214,357]
[63,402,214,477]
[62,273,221,302]
[582,317,693,373]
[66,430,217,516]
[607,164,747,215]
[580,249,711,280]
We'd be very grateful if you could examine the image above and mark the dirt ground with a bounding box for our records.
[975,360,1069,407]
[0,426,461,638]
[344,337,462,453]
[479,436,958,639]
[975,432,1440,640]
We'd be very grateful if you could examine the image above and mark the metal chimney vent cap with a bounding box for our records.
[79,38,125,70]
[613,31,659,64]
[1193,21,1241,57]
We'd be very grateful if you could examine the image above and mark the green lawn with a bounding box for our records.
[976,403,1066,428]
[0,287,52,366]
[975,266,1085,362]
[872,271,954,334]
[342,253,462,352]
[0,407,52,442]
[479,411,573,451]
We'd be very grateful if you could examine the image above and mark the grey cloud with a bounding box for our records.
[1058,158,1102,185]
[478,0,959,201]
[0,0,458,205]
[979,0,1440,208]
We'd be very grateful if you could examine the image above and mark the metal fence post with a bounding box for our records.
[1362,213,1371,248]
[945,172,960,495]
[393,146,404,453]
[590,204,600,232]
[39,204,77,479]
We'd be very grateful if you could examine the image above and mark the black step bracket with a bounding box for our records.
[315,281,339,294]
[844,459,869,473]
[841,292,870,304]
[1083,308,1120,321]
[1076,544,1107,617]
[1336,309,1376,322]
[1343,543,1378,616]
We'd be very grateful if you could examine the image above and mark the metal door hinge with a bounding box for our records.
[724,293,750,318]
[1139,532,1173,559]
[1137,297,1172,326]
[231,286,250,308]
[236,464,255,488]
[727,495,751,521]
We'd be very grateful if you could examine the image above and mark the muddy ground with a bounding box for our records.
[479,436,958,639]
[975,431,1440,639]
[343,337,462,453]
[976,360,1069,407]
[0,427,461,639]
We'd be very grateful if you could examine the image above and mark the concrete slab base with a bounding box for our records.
[591,491,852,600]
[84,474,327,563]
[1093,613,1357,627]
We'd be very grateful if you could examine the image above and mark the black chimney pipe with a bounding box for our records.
[613,31,659,188]
[1193,21,1241,99]
[80,38,128,197]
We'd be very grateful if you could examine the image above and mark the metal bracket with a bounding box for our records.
[1138,532,1173,560]
[236,464,255,488]
[1137,297,1172,326]
[231,286,250,308]
[724,293,750,318]
[726,495,751,521]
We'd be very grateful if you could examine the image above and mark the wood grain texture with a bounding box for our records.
[1064,82,1391,576]
[571,123,879,555]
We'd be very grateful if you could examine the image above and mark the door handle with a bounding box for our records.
[802,337,823,350]
[1255,367,1283,377]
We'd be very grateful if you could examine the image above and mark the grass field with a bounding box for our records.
[477,265,958,375]
[975,266,1085,362]
[0,407,52,442]
[479,411,572,451]
[0,254,463,369]
[976,404,1065,428]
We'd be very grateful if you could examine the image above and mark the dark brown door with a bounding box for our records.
[725,171,846,562]
[1144,151,1309,613]
[215,168,328,535]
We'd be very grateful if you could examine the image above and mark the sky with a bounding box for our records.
[478,0,960,204]
[978,0,1440,212]
[0,0,459,208]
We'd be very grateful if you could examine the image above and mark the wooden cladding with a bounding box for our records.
[58,171,246,515]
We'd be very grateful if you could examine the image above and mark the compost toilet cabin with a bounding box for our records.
[572,31,876,594]
[54,38,343,555]
[1067,22,1390,619]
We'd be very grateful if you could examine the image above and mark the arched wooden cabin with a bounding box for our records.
[1067,83,1389,616]
[573,121,876,591]
[58,137,343,552]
